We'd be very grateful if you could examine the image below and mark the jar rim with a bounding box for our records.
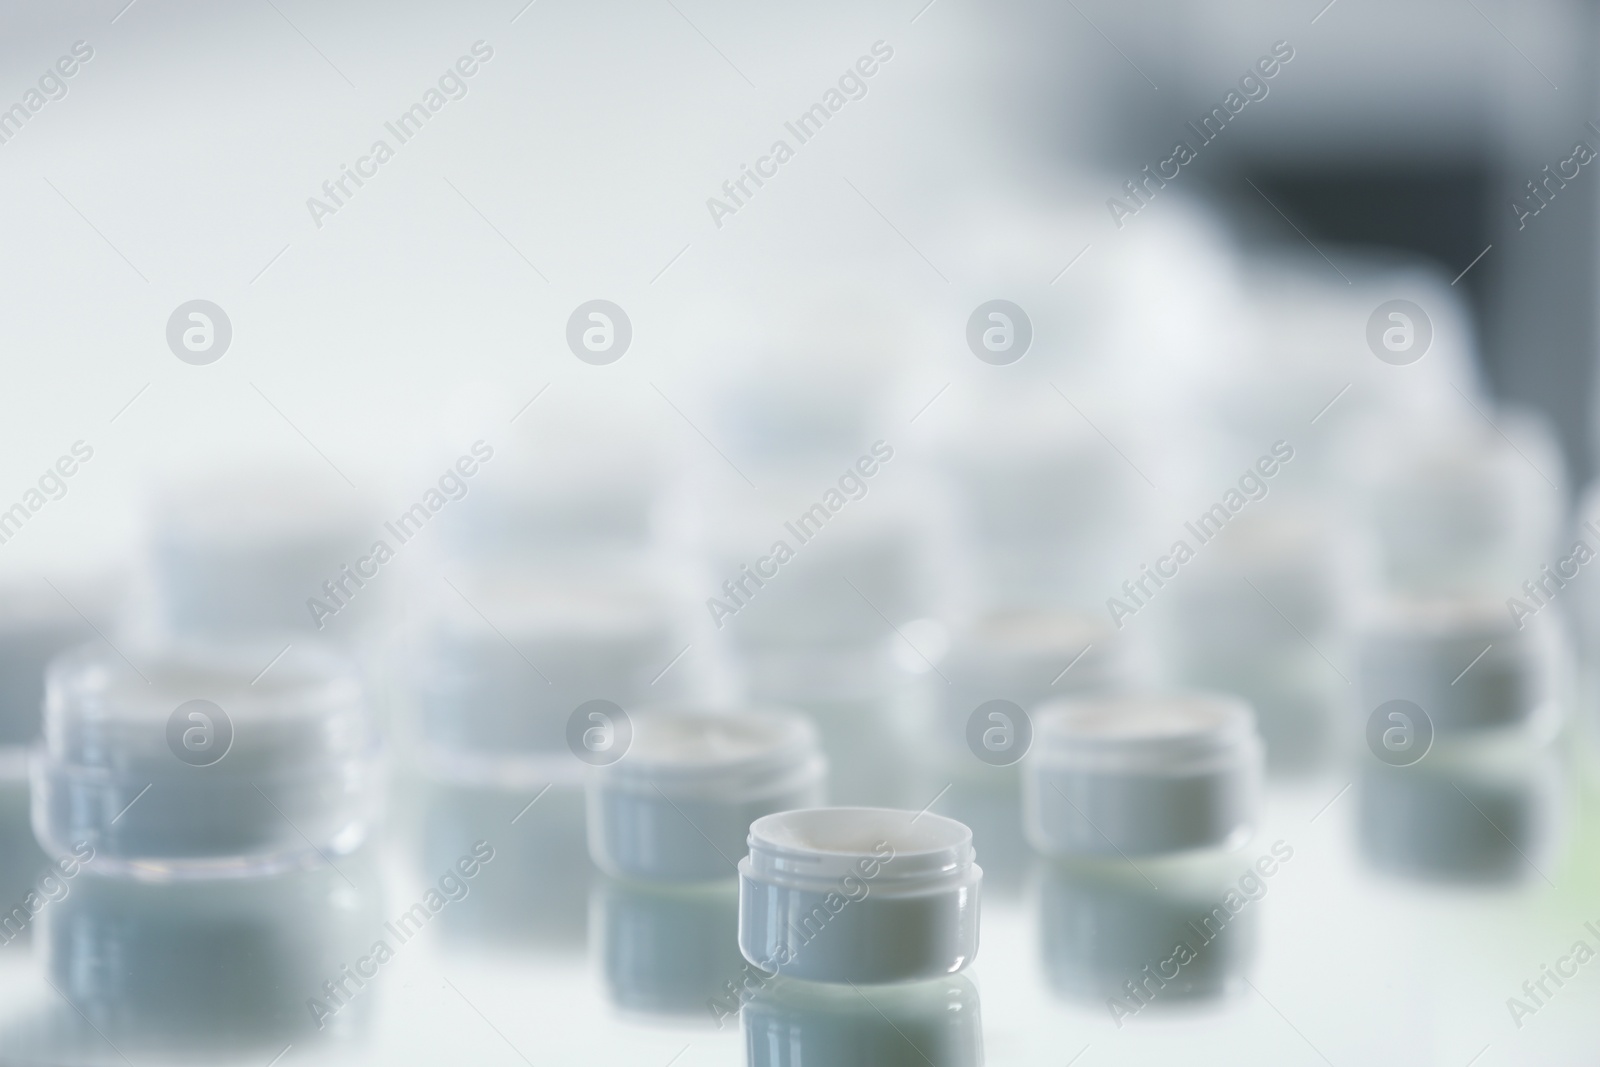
[43,638,368,766]
[744,807,977,892]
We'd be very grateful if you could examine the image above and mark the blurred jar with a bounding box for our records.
[1227,254,1489,488]
[738,643,905,808]
[892,608,1131,892]
[1357,595,1562,745]
[1358,738,1563,884]
[1155,507,1353,775]
[1347,409,1564,600]
[1023,693,1264,859]
[414,778,592,956]
[142,468,379,642]
[32,638,381,880]
[1355,593,1567,884]
[1560,480,1600,661]
[586,708,826,883]
[686,465,933,653]
[412,569,691,788]
[432,427,664,582]
[928,389,1155,615]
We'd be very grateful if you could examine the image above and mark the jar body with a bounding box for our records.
[738,871,981,984]
[1024,760,1260,857]
[32,748,380,880]
[589,771,823,882]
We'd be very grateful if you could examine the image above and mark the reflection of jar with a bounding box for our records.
[1024,694,1263,857]
[744,975,982,1067]
[592,875,745,1023]
[1359,741,1561,884]
[18,859,376,1062]
[0,778,48,938]
[588,709,826,882]
[1033,854,1257,1006]
[418,779,592,955]
[32,639,381,880]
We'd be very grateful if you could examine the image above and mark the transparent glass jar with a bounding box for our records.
[31,639,381,880]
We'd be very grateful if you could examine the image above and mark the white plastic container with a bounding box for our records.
[146,470,375,638]
[930,608,1128,719]
[31,639,381,880]
[1024,694,1263,857]
[587,708,825,882]
[1357,595,1555,739]
[738,807,982,984]
[1358,740,1561,884]
[417,572,686,788]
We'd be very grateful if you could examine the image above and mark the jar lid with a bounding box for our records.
[1032,693,1260,775]
[745,807,975,895]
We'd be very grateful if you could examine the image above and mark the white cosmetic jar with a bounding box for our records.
[738,807,982,984]
[587,708,826,882]
[417,573,684,787]
[148,471,374,637]
[31,639,380,880]
[1357,596,1553,739]
[1024,694,1263,857]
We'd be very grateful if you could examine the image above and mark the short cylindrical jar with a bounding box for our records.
[1357,595,1555,740]
[587,708,825,882]
[739,807,982,984]
[417,572,685,788]
[32,640,380,880]
[1024,694,1263,857]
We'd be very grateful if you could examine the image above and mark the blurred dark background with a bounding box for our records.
[984,0,1600,487]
